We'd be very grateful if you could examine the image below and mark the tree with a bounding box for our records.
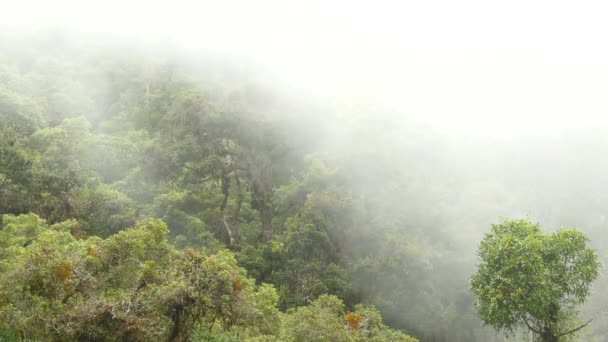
[279,294,418,342]
[0,214,281,341]
[470,219,600,341]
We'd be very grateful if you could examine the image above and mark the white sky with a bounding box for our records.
[2,0,608,138]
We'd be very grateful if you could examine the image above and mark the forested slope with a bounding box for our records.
[0,37,426,341]
[2,36,608,341]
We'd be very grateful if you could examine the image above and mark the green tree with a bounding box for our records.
[279,294,418,342]
[0,128,34,216]
[470,219,600,341]
[0,214,281,341]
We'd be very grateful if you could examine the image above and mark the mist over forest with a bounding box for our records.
[2,2,608,341]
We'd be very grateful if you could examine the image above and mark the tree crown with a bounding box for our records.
[470,219,599,338]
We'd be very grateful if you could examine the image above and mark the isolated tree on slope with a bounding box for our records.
[470,219,599,342]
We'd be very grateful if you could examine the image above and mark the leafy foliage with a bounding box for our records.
[470,219,600,340]
[8,37,607,342]
[0,214,412,341]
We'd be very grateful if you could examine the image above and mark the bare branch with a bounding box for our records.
[523,317,542,335]
[220,168,235,247]
[222,215,235,247]
[557,319,592,337]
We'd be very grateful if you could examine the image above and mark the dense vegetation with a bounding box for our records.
[0,214,415,341]
[0,37,423,341]
[1,35,607,341]
[471,219,599,341]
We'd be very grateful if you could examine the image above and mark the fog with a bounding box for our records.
[3,1,608,341]
[5,0,608,136]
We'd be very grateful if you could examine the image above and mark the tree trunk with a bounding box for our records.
[260,200,273,241]
[231,171,243,245]
[219,170,235,247]
[251,181,273,241]
[168,304,184,342]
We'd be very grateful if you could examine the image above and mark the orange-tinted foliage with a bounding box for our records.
[232,276,244,294]
[345,311,363,330]
[52,262,72,281]
[52,261,74,294]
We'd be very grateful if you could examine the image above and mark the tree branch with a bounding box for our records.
[220,168,235,247]
[557,319,592,337]
[523,317,542,335]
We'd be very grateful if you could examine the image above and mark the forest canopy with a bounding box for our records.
[0,36,423,341]
[1,34,608,341]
